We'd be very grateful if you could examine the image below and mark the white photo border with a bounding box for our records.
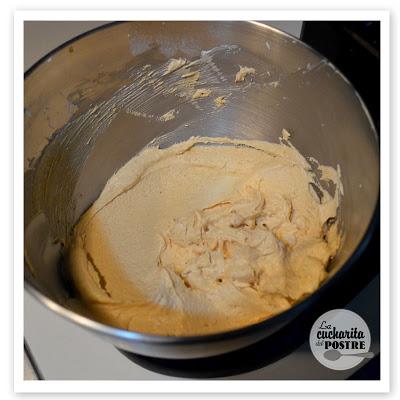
[14,9,390,393]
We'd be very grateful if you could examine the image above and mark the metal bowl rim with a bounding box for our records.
[24,20,380,346]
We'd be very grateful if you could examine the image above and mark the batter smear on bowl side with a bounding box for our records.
[69,132,342,336]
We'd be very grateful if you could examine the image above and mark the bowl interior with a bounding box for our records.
[24,21,379,330]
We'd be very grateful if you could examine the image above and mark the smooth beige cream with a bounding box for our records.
[69,135,341,336]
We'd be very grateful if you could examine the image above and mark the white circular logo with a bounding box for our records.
[309,309,373,370]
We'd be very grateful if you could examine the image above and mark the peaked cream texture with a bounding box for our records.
[69,135,341,336]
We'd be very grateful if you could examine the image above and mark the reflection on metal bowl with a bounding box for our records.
[24,21,379,359]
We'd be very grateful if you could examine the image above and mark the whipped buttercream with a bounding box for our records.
[69,135,341,336]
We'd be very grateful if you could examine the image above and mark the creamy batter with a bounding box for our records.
[69,135,341,336]
[235,66,256,82]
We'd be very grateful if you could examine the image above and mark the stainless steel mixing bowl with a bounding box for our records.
[24,21,379,359]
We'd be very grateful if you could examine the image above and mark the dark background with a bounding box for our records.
[301,21,380,135]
